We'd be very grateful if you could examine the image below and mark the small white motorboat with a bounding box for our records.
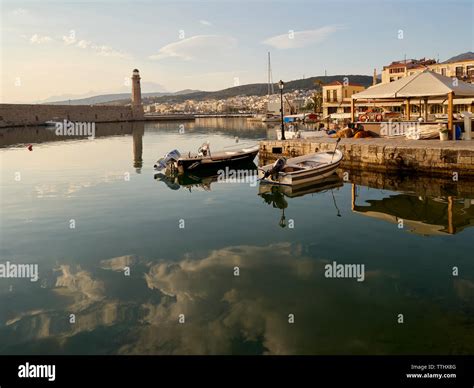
[259,146,343,186]
[262,115,281,123]
[45,119,61,127]
[275,128,329,140]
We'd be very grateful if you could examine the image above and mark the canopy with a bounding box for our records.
[352,70,474,99]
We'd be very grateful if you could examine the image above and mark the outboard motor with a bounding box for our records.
[263,157,286,179]
[198,142,210,157]
[154,149,181,170]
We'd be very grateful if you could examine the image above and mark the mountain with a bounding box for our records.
[37,91,101,104]
[44,89,200,106]
[443,51,474,64]
[106,75,374,106]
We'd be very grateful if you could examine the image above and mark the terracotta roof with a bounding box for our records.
[384,58,436,70]
[384,63,408,69]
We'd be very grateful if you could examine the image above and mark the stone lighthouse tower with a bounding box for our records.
[131,69,144,118]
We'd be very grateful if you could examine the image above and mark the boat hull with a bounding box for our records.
[177,149,259,173]
[258,149,343,186]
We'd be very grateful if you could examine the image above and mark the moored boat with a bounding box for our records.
[44,118,61,127]
[275,127,329,140]
[259,147,343,186]
[155,143,259,174]
[262,115,281,123]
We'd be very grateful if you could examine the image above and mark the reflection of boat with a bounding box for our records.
[259,173,343,198]
[155,143,259,174]
[247,114,265,122]
[259,148,343,186]
[259,174,343,226]
[154,161,258,192]
[154,171,218,192]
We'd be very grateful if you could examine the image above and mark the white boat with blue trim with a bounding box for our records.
[259,147,343,186]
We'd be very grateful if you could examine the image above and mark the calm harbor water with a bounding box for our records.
[0,118,473,355]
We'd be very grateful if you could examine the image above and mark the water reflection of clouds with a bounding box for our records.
[1,244,474,355]
[33,172,129,198]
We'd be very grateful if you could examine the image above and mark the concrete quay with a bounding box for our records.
[259,138,474,178]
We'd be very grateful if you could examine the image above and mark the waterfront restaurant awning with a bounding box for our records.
[350,70,474,138]
[352,70,474,99]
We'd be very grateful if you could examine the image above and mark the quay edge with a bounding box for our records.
[259,138,474,178]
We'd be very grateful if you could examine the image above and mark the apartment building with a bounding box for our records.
[322,81,366,118]
[382,56,474,84]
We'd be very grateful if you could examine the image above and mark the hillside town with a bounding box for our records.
[143,88,317,115]
[143,53,474,118]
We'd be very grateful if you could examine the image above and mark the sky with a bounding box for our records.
[1,0,473,103]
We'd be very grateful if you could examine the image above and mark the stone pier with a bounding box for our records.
[259,138,474,178]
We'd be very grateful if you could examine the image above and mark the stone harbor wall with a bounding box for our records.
[0,121,146,147]
[0,104,144,128]
[259,138,474,178]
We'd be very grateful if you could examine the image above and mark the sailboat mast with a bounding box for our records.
[267,52,274,96]
[267,52,270,96]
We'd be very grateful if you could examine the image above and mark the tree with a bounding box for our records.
[311,80,324,113]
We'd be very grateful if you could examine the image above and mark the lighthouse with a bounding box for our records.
[131,69,142,106]
[131,69,144,118]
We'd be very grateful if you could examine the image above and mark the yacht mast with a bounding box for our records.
[267,52,274,96]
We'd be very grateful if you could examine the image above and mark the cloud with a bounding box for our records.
[63,36,128,58]
[149,35,237,61]
[94,45,127,58]
[62,33,77,45]
[11,8,28,16]
[30,34,52,44]
[199,20,212,26]
[262,25,343,49]
[77,39,91,49]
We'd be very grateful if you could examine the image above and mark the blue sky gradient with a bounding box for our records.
[1,0,473,102]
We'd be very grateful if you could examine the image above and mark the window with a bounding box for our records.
[326,90,330,102]
[455,66,463,77]
[332,90,337,102]
[389,67,404,74]
[467,65,474,76]
[441,68,446,76]
[344,90,348,98]
[430,104,443,114]
[454,104,468,113]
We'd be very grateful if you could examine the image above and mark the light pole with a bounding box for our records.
[279,80,285,140]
